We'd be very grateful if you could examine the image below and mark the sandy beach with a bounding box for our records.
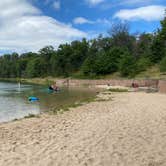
[0,92,166,166]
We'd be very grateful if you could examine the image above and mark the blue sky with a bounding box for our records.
[0,0,165,54]
[34,0,166,33]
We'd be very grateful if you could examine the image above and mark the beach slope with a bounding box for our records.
[0,92,166,166]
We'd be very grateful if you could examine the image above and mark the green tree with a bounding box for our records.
[160,56,166,72]
[39,46,55,75]
[81,54,97,76]
[108,22,135,53]
[70,39,89,72]
[26,57,43,78]
[136,33,153,59]
[136,57,152,73]
[119,52,137,77]
[54,44,73,76]
[151,12,166,62]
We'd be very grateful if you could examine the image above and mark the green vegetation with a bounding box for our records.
[0,14,166,79]
[49,96,97,115]
[160,56,166,72]
[24,114,40,119]
[108,88,128,92]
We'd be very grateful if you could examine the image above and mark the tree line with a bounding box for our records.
[0,14,166,79]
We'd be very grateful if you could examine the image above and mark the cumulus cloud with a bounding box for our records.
[114,5,166,21]
[0,0,40,19]
[86,0,105,6]
[73,17,94,24]
[0,0,86,53]
[99,0,165,10]
[53,0,60,10]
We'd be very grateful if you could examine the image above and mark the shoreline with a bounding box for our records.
[2,77,166,93]
[0,77,161,90]
[0,88,110,125]
[0,77,163,124]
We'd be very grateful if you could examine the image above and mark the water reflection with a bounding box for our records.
[0,82,96,123]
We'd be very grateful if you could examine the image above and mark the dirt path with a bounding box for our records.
[0,92,166,166]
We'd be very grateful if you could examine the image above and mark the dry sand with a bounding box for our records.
[0,92,166,166]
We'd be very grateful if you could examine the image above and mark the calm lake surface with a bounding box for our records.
[0,82,97,123]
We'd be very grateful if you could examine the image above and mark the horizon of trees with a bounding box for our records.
[0,13,166,79]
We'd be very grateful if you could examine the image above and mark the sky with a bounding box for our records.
[0,0,165,54]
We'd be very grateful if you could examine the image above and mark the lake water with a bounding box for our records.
[0,82,97,123]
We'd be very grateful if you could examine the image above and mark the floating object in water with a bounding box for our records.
[28,97,39,102]
[48,89,54,93]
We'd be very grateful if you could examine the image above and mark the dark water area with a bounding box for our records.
[0,82,97,123]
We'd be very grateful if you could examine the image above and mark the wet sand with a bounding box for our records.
[0,92,166,166]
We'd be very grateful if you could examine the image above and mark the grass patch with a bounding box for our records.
[108,88,128,92]
[48,96,97,115]
[24,114,40,119]
[135,65,166,80]
[13,118,18,121]
[48,92,115,115]
[95,98,112,102]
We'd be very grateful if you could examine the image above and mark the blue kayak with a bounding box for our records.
[28,97,39,102]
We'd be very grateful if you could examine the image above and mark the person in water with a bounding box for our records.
[49,82,59,91]
[49,85,54,90]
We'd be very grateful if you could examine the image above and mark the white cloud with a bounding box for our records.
[73,17,111,26]
[0,0,40,19]
[99,0,165,10]
[96,18,112,25]
[73,17,94,24]
[114,5,166,21]
[86,0,105,6]
[0,0,86,53]
[53,1,60,10]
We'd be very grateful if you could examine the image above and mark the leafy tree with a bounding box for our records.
[94,51,112,75]
[81,53,97,76]
[136,57,152,73]
[70,39,89,71]
[39,46,55,75]
[107,47,125,72]
[151,34,165,62]
[54,44,73,76]
[136,33,153,59]
[119,52,137,77]
[0,54,13,77]
[160,56,166,72]
[151,12,166,62]
[26,57,43,78]
[93,47,125,75]
[108,22,135,53]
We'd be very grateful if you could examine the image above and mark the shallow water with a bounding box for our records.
[0,82,97,123]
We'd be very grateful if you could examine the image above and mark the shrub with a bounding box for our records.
[160,56,166,72]
[136,57,152,73]
[108,88,128,92]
